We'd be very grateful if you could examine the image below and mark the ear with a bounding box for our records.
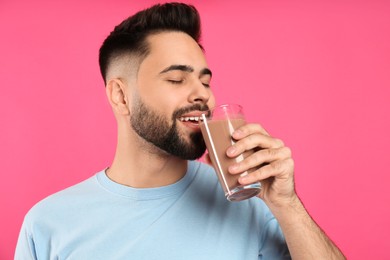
[105,79,130,115]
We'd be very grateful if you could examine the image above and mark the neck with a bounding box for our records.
[106,125,188,188]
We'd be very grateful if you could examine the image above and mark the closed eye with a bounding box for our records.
[168,79,184,84]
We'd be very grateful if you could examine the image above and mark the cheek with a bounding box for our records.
[141,90,178,116]
[208,92,216,108]
[137,82,170,106]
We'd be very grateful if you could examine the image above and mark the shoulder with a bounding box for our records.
[24,171,102,225]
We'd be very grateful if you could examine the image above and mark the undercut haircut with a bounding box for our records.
[98,2,202,85]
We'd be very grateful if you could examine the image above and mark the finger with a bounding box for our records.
[227,134,285,158]
[229,147,292,174]
[238,158,294,185]
[232,123,270,140]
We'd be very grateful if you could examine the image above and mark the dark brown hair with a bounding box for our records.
[98,2,202,84]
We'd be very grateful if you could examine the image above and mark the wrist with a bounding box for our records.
[266,193,305,220]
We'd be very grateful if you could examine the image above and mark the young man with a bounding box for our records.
[15,3,345,259]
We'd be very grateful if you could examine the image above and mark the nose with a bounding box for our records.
[188,80,212,105]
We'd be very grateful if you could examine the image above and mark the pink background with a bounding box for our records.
[1,0,389,259]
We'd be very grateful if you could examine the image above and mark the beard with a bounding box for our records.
[130,96,209,160]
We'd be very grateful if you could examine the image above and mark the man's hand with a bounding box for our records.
[220,123,345,259]
[226,123,296,207]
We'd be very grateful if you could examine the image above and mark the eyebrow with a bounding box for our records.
[159,64,212,77]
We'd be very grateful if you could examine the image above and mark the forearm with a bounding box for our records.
[269,195,345,260]
[228,124,345,258]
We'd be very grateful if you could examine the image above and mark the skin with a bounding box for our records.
[105,31,214,188]
[105,31,345,259]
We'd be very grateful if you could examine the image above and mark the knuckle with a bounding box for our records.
[285,158,295,167]
[247,134,258,144]
[247,153,259,167]
[254,168,264,179]
[282,147,292,158]
[270,161,282,171]
[245,152,262,169]
[279,158,294,175]
[253,124,264,133]
[241,135,259,149]
[275,138,285,147]
[266,148,277,158]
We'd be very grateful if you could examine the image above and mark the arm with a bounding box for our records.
[15,220,38,260]
[226,124,345,259]
[269,195,345,259]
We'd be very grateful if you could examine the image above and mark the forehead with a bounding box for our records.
[141,31,208,72]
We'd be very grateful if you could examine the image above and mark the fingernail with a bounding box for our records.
[233,129,243,137]
[227,147,236,156]
[239,173,248,183]
[240,172,248,177]
[229,164,239,172]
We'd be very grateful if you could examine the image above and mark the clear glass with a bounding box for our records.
[200,104,261,202]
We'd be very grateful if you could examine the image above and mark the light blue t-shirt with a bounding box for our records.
[15,161,290,259]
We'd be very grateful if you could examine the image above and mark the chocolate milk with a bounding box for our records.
[200,118,255,195]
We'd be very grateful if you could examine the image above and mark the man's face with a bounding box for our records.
[129,31,215,160]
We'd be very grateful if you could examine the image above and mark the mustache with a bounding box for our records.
[173,103,211,119]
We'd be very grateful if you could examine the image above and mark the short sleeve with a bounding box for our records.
[14,218,38,260]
